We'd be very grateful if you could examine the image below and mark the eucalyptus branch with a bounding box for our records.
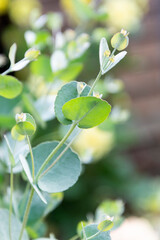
[88,70,102,96]
[18,188,34,240]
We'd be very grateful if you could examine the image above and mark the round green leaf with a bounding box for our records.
[14,113,36,136]
[98,220,114,232]
[55,81,91,125]
[62,96,111,128]
[27,141,81,193]
[0,75,22,99]
[0,208,29,240]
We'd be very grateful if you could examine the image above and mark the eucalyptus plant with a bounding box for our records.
[0,29,129,240]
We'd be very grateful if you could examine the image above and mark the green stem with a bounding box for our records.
[26,135,35,180]
[9,166,14,240]
[18,188,34,240]
[35,121,77,181]
[102,47,117,71]
[88,70,102,96]
[111,48,116,57]
[1,68,11,76]
[69,235,79,240]
[39,129,82,179]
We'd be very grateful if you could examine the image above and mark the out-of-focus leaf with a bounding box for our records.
[30,55,53,80]
[53,63,83,82]
[0,209,29,240]
[0,75,22,99]
[9,43,17,66]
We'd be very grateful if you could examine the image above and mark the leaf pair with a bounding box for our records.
[55,81,111,128]
[99,38,127,75]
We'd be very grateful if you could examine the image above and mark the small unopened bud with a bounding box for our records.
[77,82,86,95]
[121,29,129,37]
[15,113,26,123]
[93,92,103,98]
[25,48,40,61]
[109,57,115,63]
[104,50,111,57]
[105,215,114,222]
[111,29,129,51]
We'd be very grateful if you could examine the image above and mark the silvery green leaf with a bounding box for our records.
[11,59,30,71]
[33,14,47,29]
[67,33,90,60]
[19,154,47,204]
[1,133,29,173]
[34,95,56,122]
[9,43,17,66]
[0,209,29,240]
[4,135,15,167]
[19,154,33,183]
[102,51,127,75]
[50,50,68,72]
[99,37,110,72]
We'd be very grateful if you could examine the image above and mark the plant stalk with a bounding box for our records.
[88,70,102,96]
[1,68,11,76]
[26,135,35,180]
[9,166,14,240]
[18,188,34,240]
[39,129,82,179]
[35,121,77,181]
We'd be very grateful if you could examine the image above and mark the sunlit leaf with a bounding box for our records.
[0,75,22,99]
[14,113,36,136]
[98,220,114,232]
[62,96,111,128]
[55,81,91,125]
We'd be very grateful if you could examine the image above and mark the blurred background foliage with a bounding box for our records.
[0,0,160,239]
